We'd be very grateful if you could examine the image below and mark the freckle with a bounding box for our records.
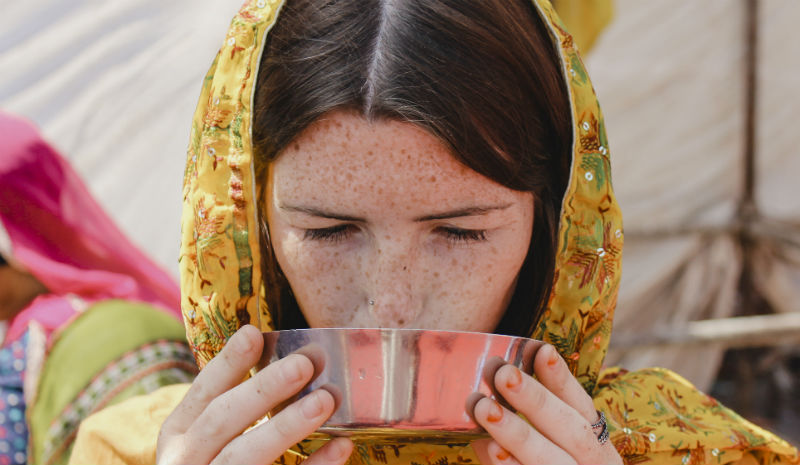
[397,319,405,325]
[429,175,436,182]
[450,258,457,266]
[433,272,439,278]
[487,276,493,283]
[292,142,300,151]
[335,286,341,291]
[367,150,374,156]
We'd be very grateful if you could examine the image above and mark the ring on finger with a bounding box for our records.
[591,410,609,445]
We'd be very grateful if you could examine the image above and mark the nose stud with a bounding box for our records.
[368,299,375,306]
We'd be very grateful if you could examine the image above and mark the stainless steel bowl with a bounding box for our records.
[257,328,543,443]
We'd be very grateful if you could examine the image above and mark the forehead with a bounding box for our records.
[269,111,519,211]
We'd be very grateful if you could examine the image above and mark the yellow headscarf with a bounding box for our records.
[180,0,618,392]
[176,1,798,464]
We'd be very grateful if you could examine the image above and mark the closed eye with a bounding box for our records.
[303,224,356,243]
[437,227,487,244]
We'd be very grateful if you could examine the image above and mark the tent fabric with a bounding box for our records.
[583,0,800,391]
[1,0,799,392]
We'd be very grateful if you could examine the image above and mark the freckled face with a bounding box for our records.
[265,110,534,331]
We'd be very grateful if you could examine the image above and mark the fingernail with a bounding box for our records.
[282,356,305,384]
[495,447,511,461]
[228,332,250,355]
[302,391,326,419]
[505,366,522,393]
[325,439,348,461]
[486,399,504,423]
[546,346,560,368]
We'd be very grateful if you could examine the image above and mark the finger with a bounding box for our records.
[472,439,522,465]
[182,352,316,462]
[495,362,618,464]
[471,438,494,465]
[533,344,596,423]
[473,396,576,465]
[486,441,523,465]
[162,325,264,435]
[210,388,337,465]
[303,438,354,465]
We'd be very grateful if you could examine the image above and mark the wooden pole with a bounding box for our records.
[609,312,800,350]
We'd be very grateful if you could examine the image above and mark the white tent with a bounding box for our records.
[586,0,800,390]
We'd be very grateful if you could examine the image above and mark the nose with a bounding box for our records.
[366,241,421,328]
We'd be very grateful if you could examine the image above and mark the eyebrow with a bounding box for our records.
[279,204,512,222]
[280,205,364,222]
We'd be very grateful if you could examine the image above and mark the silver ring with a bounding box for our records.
[590,410,605,430]
[592,411,609,445]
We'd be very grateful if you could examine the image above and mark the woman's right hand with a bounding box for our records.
[156,324,354,465]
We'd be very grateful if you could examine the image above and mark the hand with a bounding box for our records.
[472,344,621,465]
[156,325,353,465]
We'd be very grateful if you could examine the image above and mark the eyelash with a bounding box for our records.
[304,224,354,243]
[439,227,487,244]
[303,225,488,244]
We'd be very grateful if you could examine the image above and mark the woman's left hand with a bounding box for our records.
[472,344,622,465]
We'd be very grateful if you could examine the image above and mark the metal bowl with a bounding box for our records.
[257,328,543,443]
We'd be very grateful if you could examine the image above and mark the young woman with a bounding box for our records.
[70,1,799,464]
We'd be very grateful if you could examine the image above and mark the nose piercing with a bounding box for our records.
[368,299,375,306]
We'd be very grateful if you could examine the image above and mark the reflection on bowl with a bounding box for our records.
[257,328,542,443]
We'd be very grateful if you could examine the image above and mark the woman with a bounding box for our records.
[71,1,799,464]
[0,112,198,465]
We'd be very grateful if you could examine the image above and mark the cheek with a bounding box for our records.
[0,271,14,302]
[270,228,362,325]
[432,245,522,331]
[428,210,532,332]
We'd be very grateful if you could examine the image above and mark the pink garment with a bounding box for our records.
[0,112,181,345]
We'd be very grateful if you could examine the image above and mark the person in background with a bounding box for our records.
[0,112,198,465]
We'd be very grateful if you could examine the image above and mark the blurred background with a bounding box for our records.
[1,0,798,445]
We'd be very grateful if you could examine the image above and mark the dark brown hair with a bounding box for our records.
[253,0,572,336]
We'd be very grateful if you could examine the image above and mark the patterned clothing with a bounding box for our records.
[0,332,29,465]
[40,341,195,465]
[30,301,198,465]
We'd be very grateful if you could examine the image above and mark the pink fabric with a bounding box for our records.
[0,112,181,345]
